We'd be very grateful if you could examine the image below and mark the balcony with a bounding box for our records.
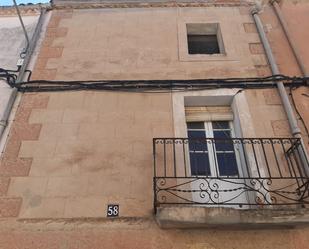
[153,137,309,228]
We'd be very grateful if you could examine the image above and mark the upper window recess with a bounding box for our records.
[186,23,225,55]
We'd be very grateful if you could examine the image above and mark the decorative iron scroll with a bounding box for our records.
[155,177,309,206]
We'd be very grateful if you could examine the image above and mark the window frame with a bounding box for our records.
[177,20,239,62]
[171,90,261,208]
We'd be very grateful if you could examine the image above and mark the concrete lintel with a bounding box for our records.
[155,206,309,229]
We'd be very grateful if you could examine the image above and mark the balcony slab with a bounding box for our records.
[155,206,309,229]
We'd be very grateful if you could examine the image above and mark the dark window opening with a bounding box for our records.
[187,34,220,55]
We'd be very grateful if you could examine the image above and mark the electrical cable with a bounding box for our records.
[24,70,32,82]
[1,67,308,142]
[0,67,308,93]
[13,77,309,93]
[0,68,17,87]
[289,86,309,142]
[0,68,31,84]
[5,67,21,73]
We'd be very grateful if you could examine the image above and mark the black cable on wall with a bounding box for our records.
[0,68,308,93]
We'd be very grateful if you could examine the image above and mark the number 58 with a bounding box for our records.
[107,205,119,217]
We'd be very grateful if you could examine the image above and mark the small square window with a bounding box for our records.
[186,23,224,55]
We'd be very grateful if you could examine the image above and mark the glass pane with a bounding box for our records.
[187,130,208,151]
[212,121,230,129]
[187,35,220,54]
[189,152,211,176]
[213,130,234,151]
[217,153,238,176]
[213,130,231,139]
[187,122,204,130]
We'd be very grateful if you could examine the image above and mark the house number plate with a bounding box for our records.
[107,204,119,217]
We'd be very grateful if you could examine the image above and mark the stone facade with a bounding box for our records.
[0,0,309,248]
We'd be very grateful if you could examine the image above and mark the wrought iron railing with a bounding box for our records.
[153,138,309,211]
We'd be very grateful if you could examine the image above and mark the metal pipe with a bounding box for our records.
[252,8,301,136]
[0,9,46,143]
[251,8,309,171]
[12,0,30,52]
[270,0,309,77]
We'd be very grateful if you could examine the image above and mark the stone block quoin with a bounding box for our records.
[0,9,73,217]
[0,94,49,217]
[31,9,72,80]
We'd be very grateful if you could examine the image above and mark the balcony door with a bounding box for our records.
[187,120,249,207]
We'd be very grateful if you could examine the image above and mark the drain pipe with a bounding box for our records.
[251,7,309,170]
[270,0,309,77]
[252,8,301,137]
[0,8,47,144]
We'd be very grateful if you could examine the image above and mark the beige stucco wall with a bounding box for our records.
[43,7,259,80]
[3,3,299,216]
[1,3,309,249]
[15,91,173,218]
[6,5,277,219]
